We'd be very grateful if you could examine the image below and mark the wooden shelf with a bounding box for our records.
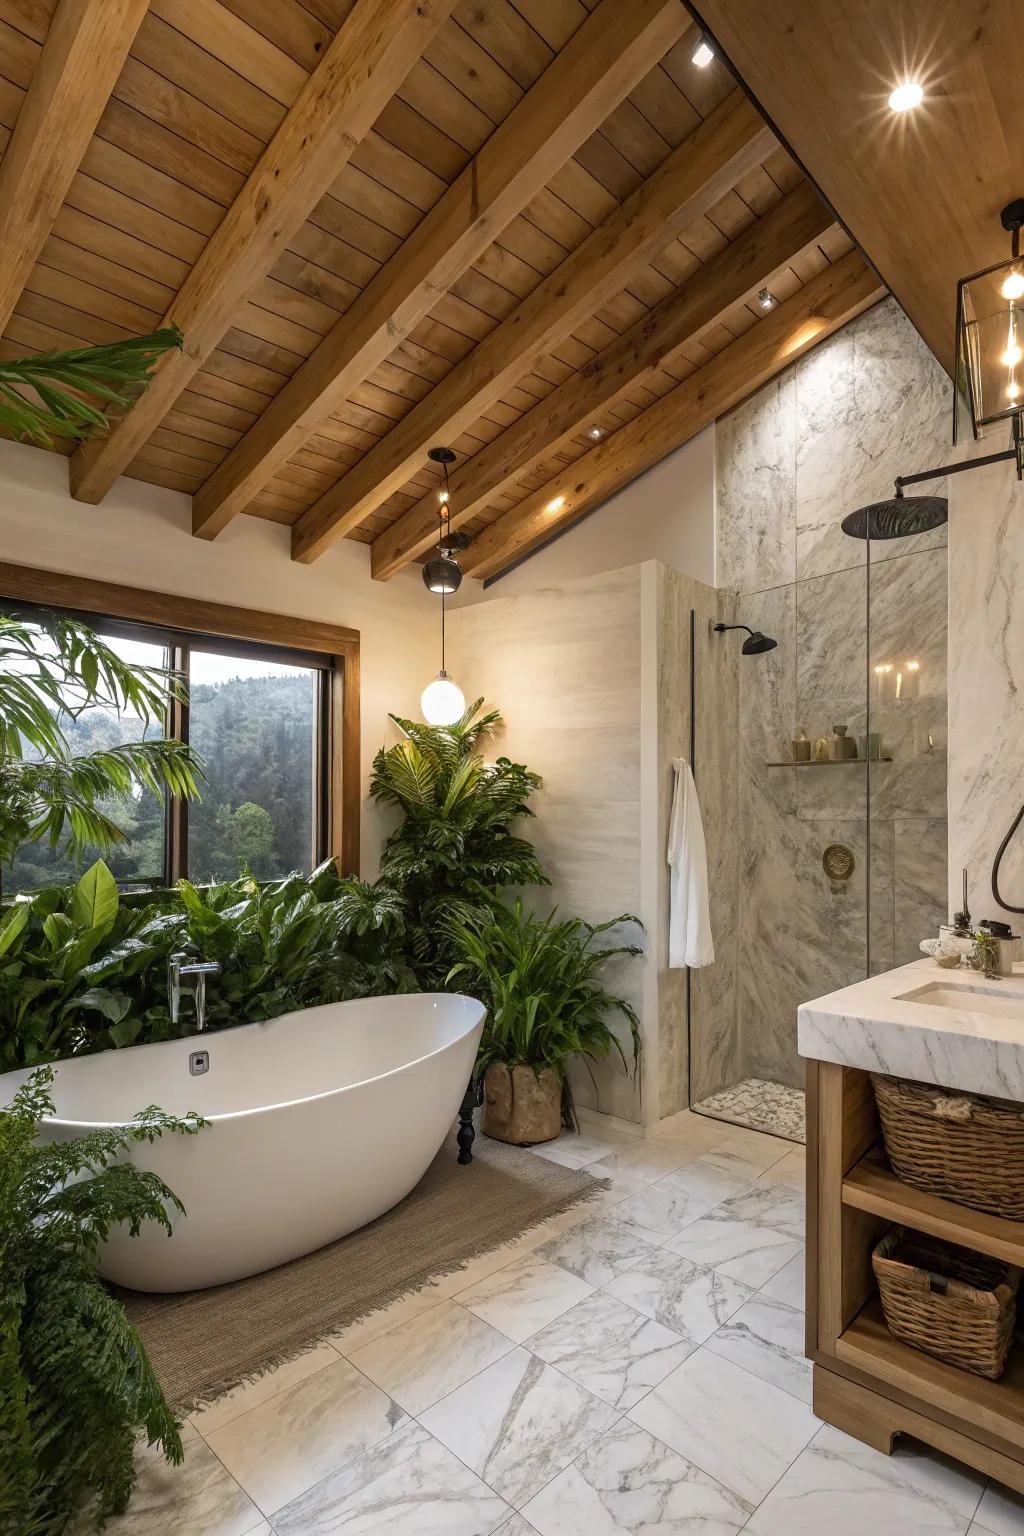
[836,1298,1024,1444]
[842,1147,1024,1268]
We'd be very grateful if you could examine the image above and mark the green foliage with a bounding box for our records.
[0,859,416,1070]
[370,701,547,985]
[0,613,203,879]
[0,1067,204,1534]
[0,329,182,448]
[447,898,643,1121]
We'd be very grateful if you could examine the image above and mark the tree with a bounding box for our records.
[229,802,275,876]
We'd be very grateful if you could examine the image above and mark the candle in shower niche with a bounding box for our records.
[873,661,894,702]
[897,659,921,700]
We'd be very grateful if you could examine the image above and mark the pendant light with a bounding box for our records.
[420,447,468,726]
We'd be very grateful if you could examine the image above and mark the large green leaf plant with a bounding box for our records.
[0,1067,203,1535]
[370,701,547,985]
[0,859,416,1071]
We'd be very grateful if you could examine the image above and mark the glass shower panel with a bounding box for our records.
[687,562,872,1145]
[866,529,949,975]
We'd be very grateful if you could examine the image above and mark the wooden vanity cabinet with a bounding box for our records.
[806,1058,1024,1494]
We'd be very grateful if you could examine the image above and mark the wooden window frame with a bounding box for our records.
[0,560,361,878]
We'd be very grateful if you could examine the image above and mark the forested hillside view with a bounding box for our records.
[7,664,316,892]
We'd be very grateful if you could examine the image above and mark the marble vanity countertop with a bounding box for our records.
[798,958,1024,1102]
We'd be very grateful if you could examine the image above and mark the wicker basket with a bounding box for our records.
[873,1226,1020,1379]
[871,1072,1024,1219]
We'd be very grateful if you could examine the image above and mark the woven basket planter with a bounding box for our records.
[871,1072,1024,1219]
[873,1226,1020,1379]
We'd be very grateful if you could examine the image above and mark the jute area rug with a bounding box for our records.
[122,1135,603,1412]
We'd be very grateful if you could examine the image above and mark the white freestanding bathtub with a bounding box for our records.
[6,993,484,1292]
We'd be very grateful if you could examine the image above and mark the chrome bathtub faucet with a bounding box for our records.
[168,951,222,1032]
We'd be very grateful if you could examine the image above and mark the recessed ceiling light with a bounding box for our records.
[888,81,923,112]
[545,495,566,514]
[588,425,603,439]
[692,40,714,68]
[757,288,776,310]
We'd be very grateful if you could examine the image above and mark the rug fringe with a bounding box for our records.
[174,1172,609,1416]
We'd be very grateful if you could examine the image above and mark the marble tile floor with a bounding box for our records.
[110,1109,1024,1536]
[691,1077,807,1144]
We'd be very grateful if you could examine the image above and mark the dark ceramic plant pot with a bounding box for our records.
[482,1063,561,1145]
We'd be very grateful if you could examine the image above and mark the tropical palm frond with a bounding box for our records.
[0,329,182,448]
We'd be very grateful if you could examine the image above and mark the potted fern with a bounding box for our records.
[0,1067,204,1532]
[447,899,643,1144]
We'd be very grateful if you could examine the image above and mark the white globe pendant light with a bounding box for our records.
[421,668,465,725]
[420,446,466,726]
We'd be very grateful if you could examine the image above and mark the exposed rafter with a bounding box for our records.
[461,250,884,580]
[189,0,692,541]
[371,180,833,580]
[0,0,150,335]
[66,0,457,506]
[290,89,776,564]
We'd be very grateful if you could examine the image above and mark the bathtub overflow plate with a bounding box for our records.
[189,1049,210,1076]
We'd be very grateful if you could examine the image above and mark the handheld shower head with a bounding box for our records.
[714,621,777,656]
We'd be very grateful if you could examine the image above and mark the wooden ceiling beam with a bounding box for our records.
[66,0,456,507]
[0,0,150,335]
[190,0,693,541]
[290,89,776,563]
[461,250,885,580]
[371,179,833,580]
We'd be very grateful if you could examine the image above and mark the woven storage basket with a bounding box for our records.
[871,1072,1024,1219]
[872,1227,1020,1379]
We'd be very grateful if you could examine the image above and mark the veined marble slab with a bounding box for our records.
[798,958,1024,1100]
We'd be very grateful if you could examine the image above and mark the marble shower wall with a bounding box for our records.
[948,456,1024,926]
[712,297,951,1092]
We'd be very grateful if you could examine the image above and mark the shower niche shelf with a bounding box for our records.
[765,757,892,767]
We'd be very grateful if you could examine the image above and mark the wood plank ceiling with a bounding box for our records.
[0,0,884,582]
[688,0,1023,375]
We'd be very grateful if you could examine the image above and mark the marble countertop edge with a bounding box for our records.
[798,958,1024,1102]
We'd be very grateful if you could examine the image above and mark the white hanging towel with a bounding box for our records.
[668,757,715,968]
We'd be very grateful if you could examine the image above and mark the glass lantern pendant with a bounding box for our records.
[954,198,1024,476]
[420,446,467,726]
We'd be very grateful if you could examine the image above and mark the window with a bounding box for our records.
[186,647,322,883]
[6,605,335,891]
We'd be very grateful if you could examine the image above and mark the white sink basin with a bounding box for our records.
[897,981,1024,1022]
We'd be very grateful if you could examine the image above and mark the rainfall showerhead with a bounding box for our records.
[841,490,948,541]
[713,622,778,655]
